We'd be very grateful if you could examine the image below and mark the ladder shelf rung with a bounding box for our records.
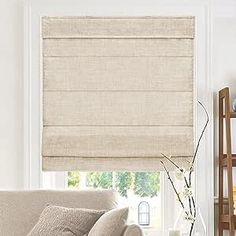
[231,112,236,118]
[221,214,236,223]
[223,154,236,158]
[220,215,236,229]
[221,161,236,167]
[222,112,236,118]
[221,154,236,166]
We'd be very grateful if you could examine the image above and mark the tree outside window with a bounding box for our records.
[68,171,160,198]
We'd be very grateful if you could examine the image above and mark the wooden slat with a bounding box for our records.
[221,215,236,223]
[231,112,236,118]
[43,38,193,57]
[223,154,236,158]
[44,57,193,91]
[42,126,193,158]
[43,91,193,126]
[221,157,236,167]
[42,17,195,38]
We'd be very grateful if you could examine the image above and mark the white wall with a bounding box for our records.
[0,0,236,234]
[0,0,24,189]
[212,9,236,104]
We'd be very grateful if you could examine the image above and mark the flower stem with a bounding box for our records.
[189,221,195,236]
[160,161,186,212]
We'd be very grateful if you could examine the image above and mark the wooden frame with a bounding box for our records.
[219,87,236,236]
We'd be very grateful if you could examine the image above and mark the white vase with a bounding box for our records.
[168,229,181,236]
[174,208,207,236]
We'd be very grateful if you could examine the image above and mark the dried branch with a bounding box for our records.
[160,161,186,211]
[161,153,190,186]
[189,101,209,186]
[161,154,193,218]
[189,197,196,235]
[191,101,209,167]
[161,153,182,170]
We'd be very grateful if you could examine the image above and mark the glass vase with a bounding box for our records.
[174,207,206,236]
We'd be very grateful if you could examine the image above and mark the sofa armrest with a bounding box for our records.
[123,224,143,236]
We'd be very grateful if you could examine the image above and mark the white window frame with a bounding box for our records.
[24,0,214,235]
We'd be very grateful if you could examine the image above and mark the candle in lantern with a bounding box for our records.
[168,229,181,236]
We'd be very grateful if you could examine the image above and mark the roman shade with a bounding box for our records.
[42,17,195,171]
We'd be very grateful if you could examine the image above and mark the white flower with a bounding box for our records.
[183,186,193,198]
[175,168,186,181]
[184,212,195,223]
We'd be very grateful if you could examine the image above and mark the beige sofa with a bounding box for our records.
[0,189,143,236]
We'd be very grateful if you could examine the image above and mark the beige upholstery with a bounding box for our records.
[0,189,142,236]
[89,207,129,236]
[123,224,144,236]
[27,205,105,236]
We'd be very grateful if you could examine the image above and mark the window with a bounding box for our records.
[67,171,162,232]
[138,201,150,226]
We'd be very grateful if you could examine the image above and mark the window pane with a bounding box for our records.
[68,171,162,230]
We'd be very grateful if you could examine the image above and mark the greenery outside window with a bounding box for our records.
[68,171,162,230]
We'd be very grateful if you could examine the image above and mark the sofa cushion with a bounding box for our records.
[0,190,117,236]
[88,207,129,236]
[27,205,105,236]
[123,224,143,236]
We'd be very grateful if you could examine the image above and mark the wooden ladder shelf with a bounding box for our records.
[219,87,236,236]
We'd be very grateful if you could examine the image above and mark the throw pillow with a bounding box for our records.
[27,205,105,236]
[88,207,129,236]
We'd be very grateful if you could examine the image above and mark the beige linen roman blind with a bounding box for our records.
[42,17,195,171]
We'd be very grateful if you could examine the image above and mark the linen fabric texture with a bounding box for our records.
[42,17,195,171]
[88,207,129,236]
[27,205,105,236]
